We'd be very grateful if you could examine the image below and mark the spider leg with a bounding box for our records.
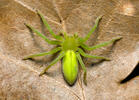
[78,48,110,61]
[81,37,122,50]
[39,51,65,76]
[25,23,61,45]
[76,52,87,85]
[23,47,61,60]
[37,10,63,40]
[81,16,102,43]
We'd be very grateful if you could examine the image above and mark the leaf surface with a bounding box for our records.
[0,0,139,100]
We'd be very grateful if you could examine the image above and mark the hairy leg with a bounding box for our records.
[78,48,110,60]
[76,52,87,85]
[81,37,122,50]
[39,51,65,76]
[23,47,61,60]
[25,23,61,45]
[37,10,63,40]
[81,16,102,43]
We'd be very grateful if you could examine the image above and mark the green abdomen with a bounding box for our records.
[62,50,78,85]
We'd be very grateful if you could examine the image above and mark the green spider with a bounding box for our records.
[23,10,122,86]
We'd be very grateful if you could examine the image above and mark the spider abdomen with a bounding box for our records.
[62,50,78,85]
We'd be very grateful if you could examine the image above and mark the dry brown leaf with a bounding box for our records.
[0,0,139,100]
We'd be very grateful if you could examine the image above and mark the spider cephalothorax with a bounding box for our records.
[23,10,122,86]
[62,34,79,51]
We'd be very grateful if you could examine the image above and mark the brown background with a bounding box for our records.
[0,0,139,100]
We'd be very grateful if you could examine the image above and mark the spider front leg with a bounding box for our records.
[81,37,122,51]
[23,47,61,60]
[78,48,110,61]
[80,15,102,43]
[37,10,63,40]
[76,52,87,85]
[39,51,65,76]
[25,23,61,45]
